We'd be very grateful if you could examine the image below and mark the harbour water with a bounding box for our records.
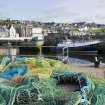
[67,57,92,64]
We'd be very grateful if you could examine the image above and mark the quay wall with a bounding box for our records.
[0,48,19,56]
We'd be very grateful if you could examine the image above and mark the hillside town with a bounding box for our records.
[0,20,105,40]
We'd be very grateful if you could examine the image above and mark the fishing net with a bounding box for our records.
[0,57,102,105]
[31,78,81,105]
[14,86,39,105]
[65,92,81,105]
[0,77,80,105]
[0,56,11,72]
[0,57,11,66]
[91,83,105,105]
[51,70,95,104]
[0,56,5,64]
[0,83,16,105]
[0,94,6,105]
[12,77,69,105]
[0,76,39,105]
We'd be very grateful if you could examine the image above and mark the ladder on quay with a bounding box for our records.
[57,47,70,64]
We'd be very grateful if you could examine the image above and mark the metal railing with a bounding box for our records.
[0,45,100,66]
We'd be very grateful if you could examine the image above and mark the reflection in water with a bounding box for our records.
[68,57,92,64]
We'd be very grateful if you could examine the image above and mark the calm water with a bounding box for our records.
[68,57,92,64]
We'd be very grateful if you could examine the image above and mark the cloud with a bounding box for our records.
[35,5,80,23]
[95,14,105,23]
[96,0,105,9]
[46,6,78,17]
[35,0,101,23]
[95,15,105,19]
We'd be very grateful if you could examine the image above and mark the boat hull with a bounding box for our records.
[68,43,99,51]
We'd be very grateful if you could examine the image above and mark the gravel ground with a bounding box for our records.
[58,84,80,92]
[69,63,105,79]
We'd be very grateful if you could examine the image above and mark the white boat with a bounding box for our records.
[57,39,102,51]
[58,39,101,47]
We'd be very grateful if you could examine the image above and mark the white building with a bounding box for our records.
[9,25,19,38]
[32,27,44,40]
[79,26,89,31]
[70,30,88,36]
[32,27,43,34]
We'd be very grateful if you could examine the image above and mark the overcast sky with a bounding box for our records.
[0,0,105,23]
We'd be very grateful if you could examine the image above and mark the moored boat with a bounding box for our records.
[57,39,102,51]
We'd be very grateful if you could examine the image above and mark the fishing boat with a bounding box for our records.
[57,39,102,51]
